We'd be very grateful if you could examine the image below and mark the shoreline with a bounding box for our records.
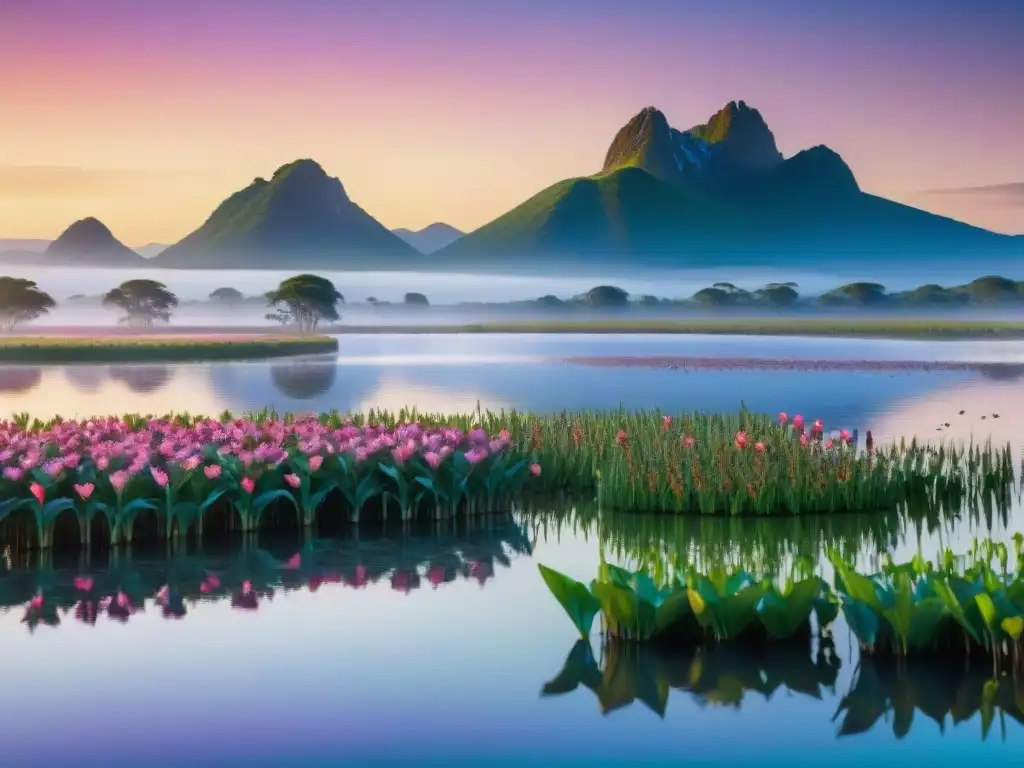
[0,334,339,364]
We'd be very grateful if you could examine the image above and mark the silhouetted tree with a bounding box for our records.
[575,285,629,308]
[0,277,56,330]
[101,280,178,327]
[403,292,429,306]
[265,274,344,332]
[209,287,244,304]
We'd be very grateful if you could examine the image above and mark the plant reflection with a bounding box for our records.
[1,516,533,630]
[835,659,1024,741]
[542,637,841,718]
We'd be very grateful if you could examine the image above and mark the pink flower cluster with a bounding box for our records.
[0,415,528,496]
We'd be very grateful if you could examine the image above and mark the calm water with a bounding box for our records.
[1,333,1022,765]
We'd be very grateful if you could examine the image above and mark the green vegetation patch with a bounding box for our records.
[0,335,338,363]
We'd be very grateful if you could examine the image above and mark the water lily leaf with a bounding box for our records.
[906,597,948,650]
[537,564,599,639]
[932,579,983,644]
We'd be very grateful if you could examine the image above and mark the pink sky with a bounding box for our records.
[1,0,1022,243]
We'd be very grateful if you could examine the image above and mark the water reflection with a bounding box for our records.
[543,638,841,718]
[64,365,106,392]
[0,366,41,394]
[835,660,1024,741]
[270,358,338,399]
[0,516,535,628]
[108,365,174,394]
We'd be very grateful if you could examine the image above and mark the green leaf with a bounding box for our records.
[814,586,841,628]
[975,593,1001,637]
[1001,615,1024,641]
[841,596,879,648]
[254,489,295,515]
[537,564,600,639]
[199,488,227,512]
[40,497,75,523]
[0,497,31,522]
[652,588,693,635]
[591,580,656,641]
[932,579,983,644]
[905,598,948,651]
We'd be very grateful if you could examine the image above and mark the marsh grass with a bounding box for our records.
[0,335,338,363]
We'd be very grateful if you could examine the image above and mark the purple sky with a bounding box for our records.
[1,0,1022,241]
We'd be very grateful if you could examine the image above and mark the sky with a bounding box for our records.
[1,0,1023,244]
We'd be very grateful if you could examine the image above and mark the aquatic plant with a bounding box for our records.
[537,562,838,644]
[830,536,1024,671]
[0,412,539,550]
[0,406,1016,552]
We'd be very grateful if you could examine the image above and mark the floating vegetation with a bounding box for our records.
[831,536,1024,671]
[0,406,1016,553]
[538,561,839,644]
[542,637,841,718]
[8,517,532,630]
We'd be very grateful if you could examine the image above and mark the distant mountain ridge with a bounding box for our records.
[154,159,419,269]
[392,223,464,254]
[439,100,1018,267]
[41,218,145,266]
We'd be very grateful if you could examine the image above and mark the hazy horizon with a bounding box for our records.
[2,0,1023,244]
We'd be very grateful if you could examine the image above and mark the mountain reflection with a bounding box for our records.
[270,359,338,399]
[4,516,533,630]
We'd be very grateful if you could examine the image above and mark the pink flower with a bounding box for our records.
[754,442,765,454]
[241,476,255,494]
[150,466,169,487]
[29,592,43,609]
[203,464,221,479]
[662,415,673,430]
[109,471,128,493]
[29,481,45,505]
[800,434,809,448]
[681,435,695,448]
[285,473,301,488]
[96,456,110,470]
[498,429,510,442]
[3,466,22,481]
[735,431,748,450]
[183,455,201,471]
[529,463,541,476]
[74,482,94,500]
[813,419,824,432]
[840,428,852,443]
[73,576,93,591]
[424,451,442,470]
[778,412,788,425]
[826,439,834,450]
[308,455,324,472]
[792,414,805,431]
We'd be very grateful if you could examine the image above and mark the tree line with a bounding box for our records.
[0,274,347,332]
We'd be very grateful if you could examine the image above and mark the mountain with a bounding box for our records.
[44,217,145,266]
[439,101,1020,267]
[392,223,464,254]
[0,238,49,253]
[154,159,419,269]
[134,243,170,258]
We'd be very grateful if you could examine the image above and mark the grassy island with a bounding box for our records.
[334,318,1024,339]
[0,334,339,363]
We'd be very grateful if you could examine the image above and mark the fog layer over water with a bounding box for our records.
[12,264,1024,306]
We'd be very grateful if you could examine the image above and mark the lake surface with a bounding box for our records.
[1,332,1022,765]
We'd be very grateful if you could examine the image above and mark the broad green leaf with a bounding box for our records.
[906,598,948,650]
[975,593,1000,637]
[814,587,841,628]
[537,564,599,639]
[841,596,879,648]
[591,580,656,640]
[932,579,983,643]
[653,588,693,635]
[255,489,295,514]
[41,497,75,522]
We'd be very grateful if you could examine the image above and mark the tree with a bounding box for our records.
[265,274,344,332]
[0,277,56,331]
[209,287,244,304]
[637,295,661,306]
[404,292,429,306]
[574,285,629,308]
[102,280,179,327]
[754,284,799,307]
[818,282,887,307]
